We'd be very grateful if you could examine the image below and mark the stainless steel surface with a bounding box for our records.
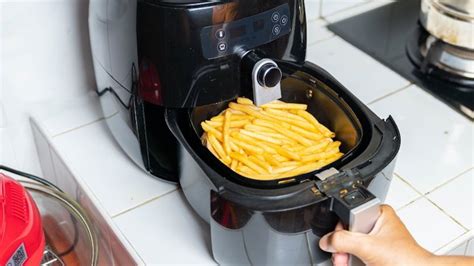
[348,198,381,266]
[420,35,474,78]
[420,0,474,50]
[41,247,65,266]
[252,59,282,106]
[438,0,474,15]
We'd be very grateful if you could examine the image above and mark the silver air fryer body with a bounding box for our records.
[88,1,401,265]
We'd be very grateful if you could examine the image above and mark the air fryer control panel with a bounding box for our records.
[200,4,291,59]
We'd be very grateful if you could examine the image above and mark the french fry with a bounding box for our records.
[262,110,317,132]
[206,138,218,158]
[223,110,232,154]
[301,147,339,163]
[280,161,301,167]
[253,119,313,146]
[208,133,231,164]
[229,141,240,152]
[244,124,276,133]
[230,152,267,174]
[280,162,321,177]
[231,137,265,155]
[296,110,335,137]
[211,114,250,122]
[324,152,344,164]
[262,153,281,166]
[248,156,272,173]
[283,145,305,152]
[325,141,341,151]
[229,102,267,119]
[201,122,223,141]
[272,165,298,174]
[232,132,278,154]
[203,99,344,180]
[237,165,258,176]
[237,97,254,105]
[289,125,324,141]
[230,160,238,171]
[274,154,290,162]
[240,129,282,145]
[300,139,331,155]
[275,146,301,161]
[261,102,307,110]
[205,119,250,128]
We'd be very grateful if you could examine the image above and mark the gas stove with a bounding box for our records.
[328,0,474,120]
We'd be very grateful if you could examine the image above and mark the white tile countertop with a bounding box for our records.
[8,0,473,264]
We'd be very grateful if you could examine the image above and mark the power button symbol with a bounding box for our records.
[218,42,227,52]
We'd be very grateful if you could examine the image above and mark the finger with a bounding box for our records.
[332,252,349,266]
[319,230,372,259]
[369,204,398,235]
[335,221,345,231]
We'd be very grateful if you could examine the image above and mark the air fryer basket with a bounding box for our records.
[179,68,367,188]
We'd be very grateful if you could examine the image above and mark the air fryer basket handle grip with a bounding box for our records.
[330,187,381,266]
[347,197,381,266]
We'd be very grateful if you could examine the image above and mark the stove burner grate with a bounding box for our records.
[406,25,474,87]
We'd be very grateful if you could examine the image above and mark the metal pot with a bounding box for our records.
[420,0,474,50]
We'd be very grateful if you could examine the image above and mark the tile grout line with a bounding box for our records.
[367,83,412,106]
[49,110,119,139]
[51,117,106,138]
[111,188,180,218]
[308,34,336,47]
[425,167,473,196]
[395,171,471,253]
[434,230,473,254]
[394,173,424,198]
[395,195,423,211]
[103,222,148,265]
[395,172,471,232]
[425,196,470,232]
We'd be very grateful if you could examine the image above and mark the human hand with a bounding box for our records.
[319,205,432,266]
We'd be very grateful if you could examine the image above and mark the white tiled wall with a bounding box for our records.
[0,0,95,175]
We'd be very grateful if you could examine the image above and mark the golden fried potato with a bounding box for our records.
[201,97,343,181]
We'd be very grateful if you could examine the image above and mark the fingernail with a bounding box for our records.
[319,235,336,253]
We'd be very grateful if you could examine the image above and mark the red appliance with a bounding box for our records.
[0,173,46,266]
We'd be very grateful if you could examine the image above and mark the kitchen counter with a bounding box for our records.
[27,1,472,264]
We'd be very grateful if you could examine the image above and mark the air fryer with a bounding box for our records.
[88,0,401,265]
[165,61,400,265]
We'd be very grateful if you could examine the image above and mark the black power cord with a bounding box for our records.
[96,63,138,110]
[0,165,63,192]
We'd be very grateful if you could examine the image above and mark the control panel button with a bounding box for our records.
[272,25,281,36]
[217,42,227,52]
[281,15,288,25]
[215,29,225,39]
[271,12,280,22]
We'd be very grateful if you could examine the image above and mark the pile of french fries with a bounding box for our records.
[201,97,343,181]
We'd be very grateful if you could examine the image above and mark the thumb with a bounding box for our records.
[319,229,372,259]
